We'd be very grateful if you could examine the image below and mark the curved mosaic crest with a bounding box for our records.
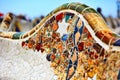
[0,2,120,80]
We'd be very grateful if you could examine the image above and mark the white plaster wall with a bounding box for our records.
[0,38,56,80]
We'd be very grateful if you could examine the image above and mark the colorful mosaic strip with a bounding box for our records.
[21,11,120,80]
[0,3,120,46]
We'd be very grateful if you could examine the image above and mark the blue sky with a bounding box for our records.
[0,0,118,19]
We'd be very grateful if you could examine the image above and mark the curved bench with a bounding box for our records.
[0,2,120,80]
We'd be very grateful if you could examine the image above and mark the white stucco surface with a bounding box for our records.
[0,38,55,80]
